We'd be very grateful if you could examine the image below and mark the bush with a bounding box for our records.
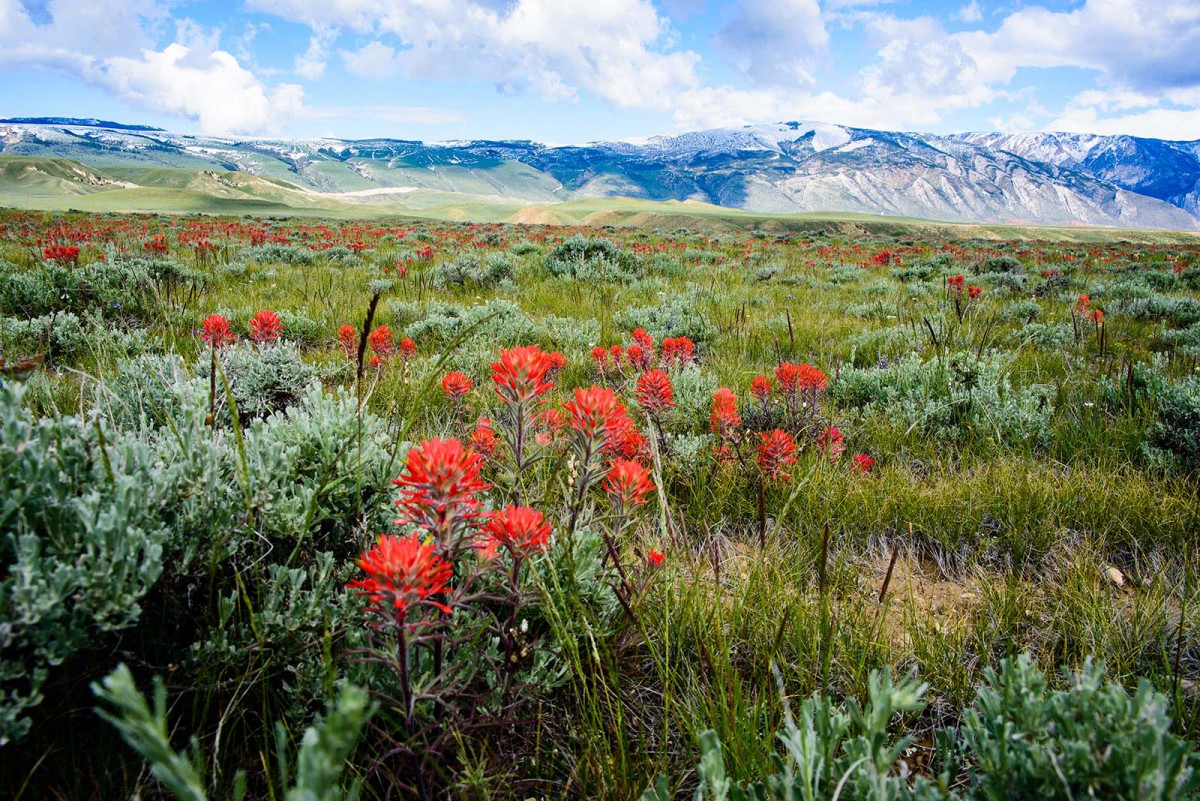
[614,292,716,347]
[834,352,1055,445]
[978,255,1023,274]
[544,235,639,281]
[656,657,1199,801]
[1145,374,1200,471]
[0,382,171,744]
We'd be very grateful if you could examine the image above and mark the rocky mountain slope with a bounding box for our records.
[1,119,1197,229]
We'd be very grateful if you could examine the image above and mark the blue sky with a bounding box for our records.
[1,0,1198,142]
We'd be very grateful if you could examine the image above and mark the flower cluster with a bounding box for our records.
[338,324,357,359]
[348,533,454,619]
[249,310,282,344]
[659,336,695,368]
[757,429,798,482]
[368,325,394,365]
[817,426,846,462]
[42,244,80,264]
[491,345,555,404]
[635,369,675,415]
[477,505,552,560]
[393,438,490,545]
[604,458,655,512]
[442,371,474,403]
[202,314,235,349]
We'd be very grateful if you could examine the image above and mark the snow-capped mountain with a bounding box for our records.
[1,118,1198,229]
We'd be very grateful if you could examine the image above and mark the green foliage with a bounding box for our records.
[93,665,210,801]
[0,382,170,744]
[963,655,1199,800]
[613,291,716,346]
[94,664,374,801]
[658,658,1199,801]
[834,352,1055,445]
[544,234,639,281]
[1145,374,1200,471]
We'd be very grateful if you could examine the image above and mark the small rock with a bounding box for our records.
[1104,566,1125,588]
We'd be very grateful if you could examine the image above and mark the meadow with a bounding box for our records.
[1,208,1199,800]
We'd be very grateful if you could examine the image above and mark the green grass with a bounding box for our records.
[1,207,1198,799]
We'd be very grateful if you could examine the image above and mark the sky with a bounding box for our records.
[1,0,1199,143]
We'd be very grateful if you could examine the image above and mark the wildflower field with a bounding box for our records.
[2,208,1200,800]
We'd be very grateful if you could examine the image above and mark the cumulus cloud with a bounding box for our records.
[250,0,700,110]
[295,25,339,79]
[715,0,827,88]
[0,0,305,134]
[340,40,401,80]
[98,45,304,134]
[954,1,982,24]
[958,0,1200,92]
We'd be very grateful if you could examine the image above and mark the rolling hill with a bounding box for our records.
[2,119,1198,230]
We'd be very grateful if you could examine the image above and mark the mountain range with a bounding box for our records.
[1,118,1198,230]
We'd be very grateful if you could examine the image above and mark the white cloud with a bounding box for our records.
[0,0,305,134]
[340,40,401,79]
[715,0,828,88]
[859,16,992,106]
[1044,88,1200,140]
[250,0,700,110]
[955,1,982,24]
[98,45,304,134]
[958,0,1200,92]
[295,25,338,79]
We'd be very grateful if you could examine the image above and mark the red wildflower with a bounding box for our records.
[646,549,665,568]
[817,426,846,462]
[368,325,394,361]
[1076,294,1091,316]
[968,285,982,299]
[710,388,741,439]
[347,533,453,620]
[338,324,357,359]
[851,453,875,474]
[1090,308,1105,325]
[545,351,568,381]
[491,345,555,404]
[947,275,965,294]
[609,345,624,371]
[249,310,282,344]
[441,371,474,402]
[775,362,802,397]
[393,438,490,540]
[750,375,772,406]
[757,429,798,482]
[796,363,827,393]
[604,410,649,461]
[43,244,80,264]
[470,417,501,458]
[604,458,655,509]
[626,344,650,372]
[636,369,675,414]
[202,314,235,349]
[478,505,552,559]
[660,336,695,367]
[592,346,609,375]
[565,386,623,439]
[400,337,417,361]
[632,327,654,352]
